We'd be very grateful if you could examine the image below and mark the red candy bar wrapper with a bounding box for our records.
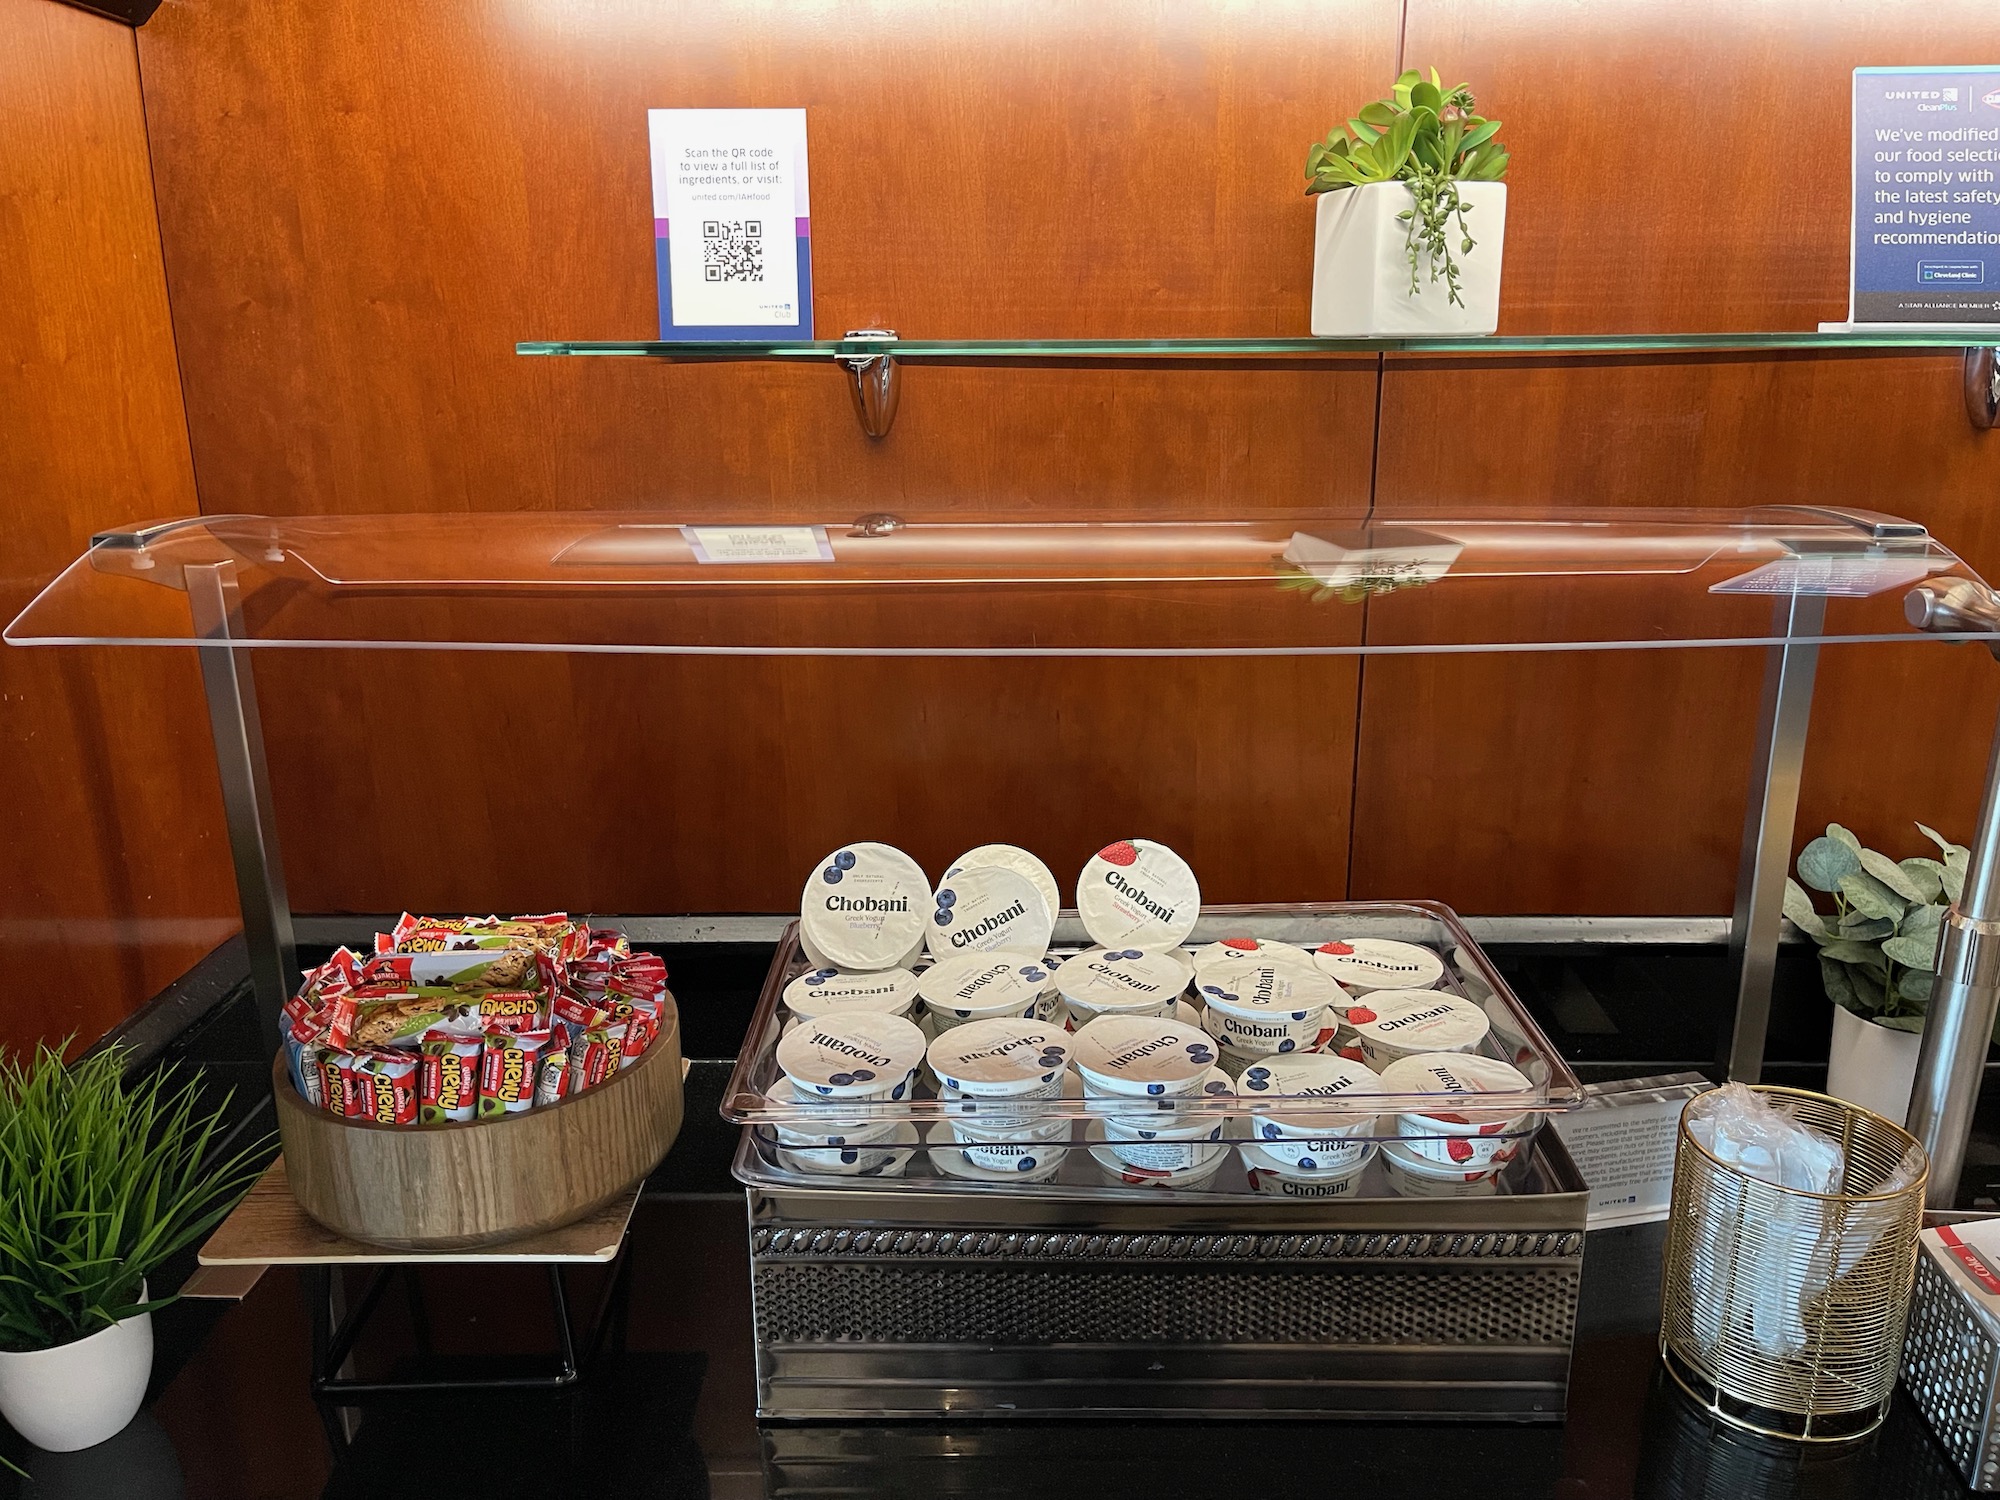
[553,990,617,1030]
[418,1032,481,1123]
[568,1022,628,1092]
[478,1029,549,1117]
[534,1036,572,1107]
[353,1050,418,1125]
[620,998,661,1061]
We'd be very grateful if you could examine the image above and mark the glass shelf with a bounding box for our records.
[6,506,1991,658]
[516,330,2000,361]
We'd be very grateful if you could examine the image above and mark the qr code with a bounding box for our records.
[702,219,764,283]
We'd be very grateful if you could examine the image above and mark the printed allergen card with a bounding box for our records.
[649,108,812,339]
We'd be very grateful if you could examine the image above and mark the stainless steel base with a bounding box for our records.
[745,1134,1589,1422]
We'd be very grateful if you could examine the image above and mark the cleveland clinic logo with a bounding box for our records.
[1985,88,2000,109]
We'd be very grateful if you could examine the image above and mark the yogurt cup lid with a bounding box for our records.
[1189,937,1317,976]
[1195,958,1341,1019]
[925,863,1053,960]
[916,953,1054,1016]
[1075,839,1201,949]
[1311,938,1445,993]
[1069,1014,1218,1093]
[775,1010,927,1096]
[1055,947,1189,1013]
[1345,989,1491,1055]
[1237,1053,1384,1127]
[927,1018,1071,1093]
[783,966,921,1019]
[945,844,1063,927]
[1378,1051,1534,1124]
[798,843,930,970]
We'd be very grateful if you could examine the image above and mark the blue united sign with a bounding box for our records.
[1850,66,2000,325]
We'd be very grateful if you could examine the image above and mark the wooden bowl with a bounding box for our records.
[274,994,684,1250]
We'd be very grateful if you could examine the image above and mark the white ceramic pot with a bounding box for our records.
[0,1287,153,1452]
[1826,1004,1922,1126]
[1310,180,1506,337]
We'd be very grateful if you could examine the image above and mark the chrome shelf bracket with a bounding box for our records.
[840,329,900,439]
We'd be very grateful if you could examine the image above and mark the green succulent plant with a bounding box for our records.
[1305,67,1510,308]
[1786,822,1968,1034]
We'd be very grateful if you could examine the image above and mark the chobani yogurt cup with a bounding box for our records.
[917,953,1052,1031]
[776,1120,921,1177]
[945,844,1063,928]
[775,1010,926,1100]
[798,925,925,974]
[1102,1109,1227,1173]
[798,843,930,970]
[927,1018,1070,1095]
[1070,1014,1218,1097]
[1236,1054,1383,1168]
[1240,1138,1374,1198]
[924,863,1054,961]
[783,966,921,1023]
[1189,937,1318,978]
[1345,989,1491,1070]
[1195,959,1341,1057]
[1085,1120,1228,1188]
[1379,1052,1535,1169]
[1056,947,1188,1024]
[1380,1137,1500,1197]
[1075,839,1201,949]
[930,1134,1067,1185]
[1311,938,1445,996]
[762,1080,902,1149]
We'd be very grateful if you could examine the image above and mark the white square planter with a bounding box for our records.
[1310,180,1506,338]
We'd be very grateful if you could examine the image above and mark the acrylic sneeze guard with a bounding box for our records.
[5,505,1988,658]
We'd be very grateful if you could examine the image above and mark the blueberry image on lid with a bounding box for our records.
[1204,1080,1229,1095]
[1261,1122,1281,1140]
[828,1136,845,1145]
[1022,968,1046,982]
[1120,949,1142,960]
[829,1073,854,1087]
[1277,1039,1296,1052]
[937,888,957,908]
[1147,1083,1165,1095]
[823,867,844,884]
[935,908,954,925]
[1291,1011,1307,1021]
[1105,951,1125,962]
[1139,1130,1157,1140]
[850,1069,875,1082]
[1299,1156,1318,1170]
[1246,1066,1270,1082]
[834,850,856,870]
[840,1149,859,1164]
[1017,1157,1037,1172]
[1246,1074,1269,1091]
[891,1081,908,1099]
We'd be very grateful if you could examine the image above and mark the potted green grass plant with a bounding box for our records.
[1305,67,1510,336]
[1786,822,1966,1123]
[0,1044,265,1452]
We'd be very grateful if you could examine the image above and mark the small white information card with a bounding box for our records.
[1551,1073,1710,1229]
[649,108,812,339]
[680,525,833,564]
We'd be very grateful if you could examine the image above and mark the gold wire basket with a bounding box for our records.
[1659,1085,1928,1442]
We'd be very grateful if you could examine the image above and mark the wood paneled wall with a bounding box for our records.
[80,0,2000,924]
[0,0,236,1054]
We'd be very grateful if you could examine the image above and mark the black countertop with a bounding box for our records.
[4,935,1992,1498]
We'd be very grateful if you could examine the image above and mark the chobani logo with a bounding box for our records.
[816,1034,893,1067]
[1104,870,1177,920]
[1422,1061,1473,1091]
[950,962,1014,1001]
[1377,1003,1455,1032]
[826,895,910,913]
[1107,1033,1187,1069]
[947,900,1027,949]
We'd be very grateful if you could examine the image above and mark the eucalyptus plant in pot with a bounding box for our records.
[1305,67,1510,337]
[0,1045,265,1453]
[1785,822,1968,1123]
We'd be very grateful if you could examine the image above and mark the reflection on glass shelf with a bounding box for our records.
[516,331,1999,360]
[3,506,1989,658]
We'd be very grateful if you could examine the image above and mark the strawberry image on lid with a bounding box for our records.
[1311,938,1445,995]
[1076,838,1201,949]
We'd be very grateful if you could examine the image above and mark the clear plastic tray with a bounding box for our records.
[722,902,1583,1175]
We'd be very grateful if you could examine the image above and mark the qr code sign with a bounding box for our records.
[702,219,764,283]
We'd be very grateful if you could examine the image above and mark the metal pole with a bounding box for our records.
[1725,590,1826,1082]
[186,561,296,1058]
[1906,703,2000,1208]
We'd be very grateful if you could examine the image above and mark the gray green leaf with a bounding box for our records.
[1898,858,1946,905]
[1859,847,1927,902]
[1874,1012,1927,1033]
[1818,938,1889,974]
[1838,870,1907,922]
[1827,823,1863,852]
[1820,955,1862,1013]
[1882,931,1943,970]
[1942,860,1966,903]
[1898,902,1946,943]
[1839,914,1895,942]
[1918,822,1970,862]
[1797,836,1861,893]
[1850,966,1887,1011]
[1783,877,1830,940]
[1900,968,1936,1006]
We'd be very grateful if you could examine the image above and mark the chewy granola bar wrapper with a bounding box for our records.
[383,913,587,966]
[535,1032,572,1107]
[331,986,547,1050]
[568,1022,628,1093]
[316,1050,359,1118]
[352,1050,418,1126]
[360,946,548,995]
[619,997,662,1061]
[478,1029,549,1117]
[418,1032,481,1123]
